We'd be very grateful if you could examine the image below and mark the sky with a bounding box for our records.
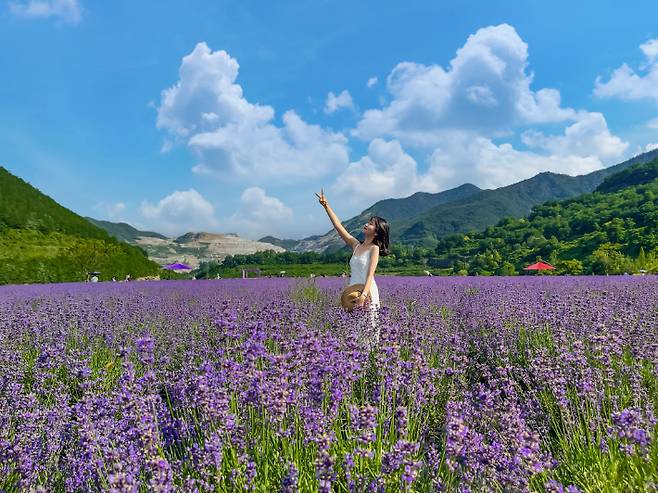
[1,0,658,240]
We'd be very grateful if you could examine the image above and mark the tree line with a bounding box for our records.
[198,160,658,277]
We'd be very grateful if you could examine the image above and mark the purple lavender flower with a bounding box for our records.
[281,462,299,493]
[1,275,657,491]
[135,336,155,366]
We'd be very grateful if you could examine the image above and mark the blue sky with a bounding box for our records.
[2,0,658,239]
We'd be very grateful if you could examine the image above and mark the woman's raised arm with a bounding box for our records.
[315,188,359,249]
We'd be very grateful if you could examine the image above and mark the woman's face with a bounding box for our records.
[363,218,376,236]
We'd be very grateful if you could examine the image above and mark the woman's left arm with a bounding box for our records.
[357,246,379,305]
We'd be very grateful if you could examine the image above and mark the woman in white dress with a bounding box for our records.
[315,189,390,340]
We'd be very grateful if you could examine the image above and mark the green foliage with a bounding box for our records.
[596,161,658,194]
[432,159,658,275]
[496,261,517,276]
[196,262,349,279]
[556,259,584,275]
[232,149,658,253]
[0,230,160,284]
[0,167,160,284]
[159,269,191,280]
[0,167,108,238]
[389,150,658,247]
[187,160,658,278]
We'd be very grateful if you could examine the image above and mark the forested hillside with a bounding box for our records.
[265,148,658,251]
[433,159,658,275]
[0,166,160,284]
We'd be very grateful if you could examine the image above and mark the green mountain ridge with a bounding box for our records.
[263,149,658,251]
[258,236,301,250]
[432,158,658,275]
[259,182,483,250]
[85,217,167,242]
[0,166,160,284]
[1,168,109,239]
[395,172,604,245]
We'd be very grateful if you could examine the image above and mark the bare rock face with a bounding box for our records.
[134,232,285,268]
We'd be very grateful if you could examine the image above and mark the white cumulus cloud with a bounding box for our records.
[520,112,628,162]
[331,138,440,209]
[342,23,629,193]
[223,187,293,239]
[594,38,658,105]
[324,90,354,114]
[427,131,609,191]
[329,126,621,215]
[367,77,378,88]
[140,189,218,236]
[157,42,349,183]
[9,0,81,24]
[354,24,576,147]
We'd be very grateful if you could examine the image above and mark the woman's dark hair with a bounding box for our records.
[370,216,390,256]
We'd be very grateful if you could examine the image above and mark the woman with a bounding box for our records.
[315,189,389,333]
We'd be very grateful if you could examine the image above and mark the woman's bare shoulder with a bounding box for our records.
[370,244,380,253]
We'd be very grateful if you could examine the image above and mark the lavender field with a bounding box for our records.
[1,276,657,492]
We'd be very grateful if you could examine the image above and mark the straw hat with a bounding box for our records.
[340,283,368,311]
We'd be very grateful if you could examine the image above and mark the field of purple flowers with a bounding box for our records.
[1,276,657,492]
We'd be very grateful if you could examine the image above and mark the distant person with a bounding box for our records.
[316,188,389,345]
[124,274,131,282]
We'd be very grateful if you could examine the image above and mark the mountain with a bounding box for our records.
[432,158,658,275]
[257,236,300,250]
[264,182,483,252]
[1,168,110,239]
[595,160,658,194]
[352,183,483,222]
[394,172,607,245]
[0,166,160,284]
[88,220,286,269]
[86,218,167,242]
[281,149,658,252]
[134,232,286,268]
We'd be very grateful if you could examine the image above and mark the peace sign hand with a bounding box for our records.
[315,188,328,208]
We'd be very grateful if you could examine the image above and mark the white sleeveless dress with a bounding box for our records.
[349,243,381,346]
[349,242,380,308]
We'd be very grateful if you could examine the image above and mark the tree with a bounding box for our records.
[591,243,632,275]
[66,239,120,278]
[556,259,583,275]
[222,255,237,268]
[496,262,517,276]
[636,246,648,270]
[412,247,430,264]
